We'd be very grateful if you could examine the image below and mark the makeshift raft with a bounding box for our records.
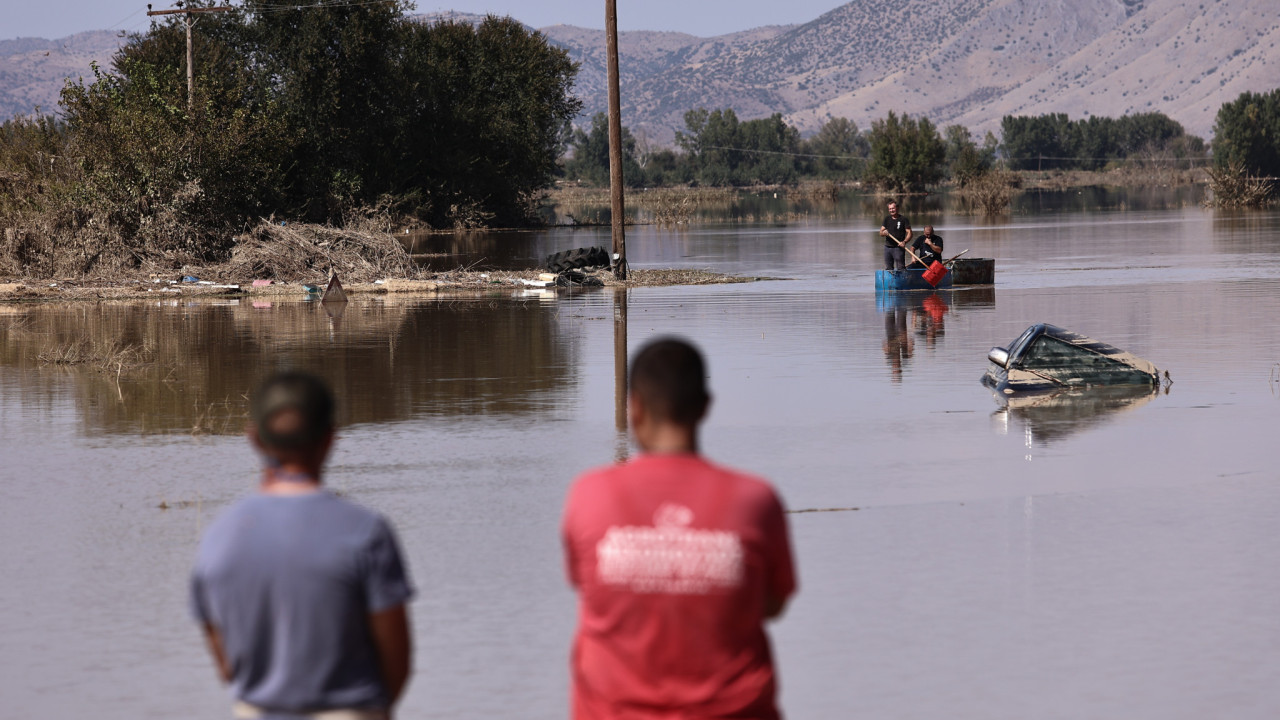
[949,258,995,285]
[875,258,995,291]
[875,268,954,291]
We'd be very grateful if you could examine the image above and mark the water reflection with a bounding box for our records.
[875,288,995,381]
[612,290,629,462]
[0,298,578,434]
[988,385,1161,447]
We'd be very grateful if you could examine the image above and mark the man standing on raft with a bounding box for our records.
[879,200,913,270]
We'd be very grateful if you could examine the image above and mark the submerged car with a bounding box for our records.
[982,323,1161,394]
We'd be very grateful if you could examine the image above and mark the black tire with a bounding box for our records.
[545,246,609,272]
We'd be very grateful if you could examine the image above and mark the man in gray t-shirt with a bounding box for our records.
[191,373,414,719]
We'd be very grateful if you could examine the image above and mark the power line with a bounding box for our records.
[692,144,1214,165]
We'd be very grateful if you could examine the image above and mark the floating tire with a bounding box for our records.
[545,246,609,272]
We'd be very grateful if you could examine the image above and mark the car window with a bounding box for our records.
[1018,337,1155,385]
[1006,325,1039,362]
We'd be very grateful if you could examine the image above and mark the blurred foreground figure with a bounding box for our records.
[563,338,797,719]
[191,372,414,720]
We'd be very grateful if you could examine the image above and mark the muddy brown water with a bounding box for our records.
[3,191,1280,718]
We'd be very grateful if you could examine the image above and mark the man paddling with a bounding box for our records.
[879,200,913,270]
[909,225,944,269]
[562,338,797,720]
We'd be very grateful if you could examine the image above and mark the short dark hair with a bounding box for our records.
[629,337,709,426]
[251,372,335,449]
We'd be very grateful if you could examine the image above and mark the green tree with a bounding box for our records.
[943,124,994,186]
[675,108,800,186]
[800,117,869,179]
[1212,89,1280,178]
[866,112,945,192]
[564,112,643,187]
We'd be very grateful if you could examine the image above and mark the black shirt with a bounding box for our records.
[913,233,943,264]
[881,214,911,247]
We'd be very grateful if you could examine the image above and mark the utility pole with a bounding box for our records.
[604,0,627,280]
[146,3,234,111]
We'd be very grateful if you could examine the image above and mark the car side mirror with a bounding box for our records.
[988,347,1010,369]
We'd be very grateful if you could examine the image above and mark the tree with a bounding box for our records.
[800,117,869,179]
[943,124,994,186]
[65,7,581,230]
[564,112,643,187]
[675,108,800,186]
[866,112,945,192]
[1213,89,1280,178]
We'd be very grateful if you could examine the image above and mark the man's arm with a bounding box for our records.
[369,604,413,706]
[903,227,913,245]
[201,622,232,683]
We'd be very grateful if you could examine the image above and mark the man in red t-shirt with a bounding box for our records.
[562,337,797,720]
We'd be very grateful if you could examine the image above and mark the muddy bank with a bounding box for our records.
[0,220,763,301]
[0,268,761,303]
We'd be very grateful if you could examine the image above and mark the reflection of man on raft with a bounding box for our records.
[908,226,943,269]
[882,306,914,382]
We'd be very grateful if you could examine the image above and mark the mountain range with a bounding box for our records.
[4,0,1277,146]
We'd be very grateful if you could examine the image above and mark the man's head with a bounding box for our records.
[887,201,900,217]
[250,372,335,467]
[628,338,711,450]
[923,225,934,236]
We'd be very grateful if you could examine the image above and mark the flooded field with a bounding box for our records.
[3,190,1280,719]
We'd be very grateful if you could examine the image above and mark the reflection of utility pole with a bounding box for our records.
[146,2,234,111]
[604,0,627,279]
[613,289,629,462]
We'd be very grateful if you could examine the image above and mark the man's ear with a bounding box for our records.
[627,391,645,431]
[246,421,263,451]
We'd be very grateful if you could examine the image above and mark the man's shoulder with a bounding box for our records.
[206,491,387,537]
[571,455,778,503]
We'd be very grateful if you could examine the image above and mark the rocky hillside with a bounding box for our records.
[5,1,1276,148]
[0,32,124,120]
[543,0,1279,144]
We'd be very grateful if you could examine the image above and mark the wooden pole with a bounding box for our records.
[604,0,627,280]
[186,12,194,110]
[145,5,235,112]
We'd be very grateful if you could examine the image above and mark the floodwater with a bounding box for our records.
[3,190,1280,719]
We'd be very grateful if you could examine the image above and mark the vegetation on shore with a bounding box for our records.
[0,2,580,278]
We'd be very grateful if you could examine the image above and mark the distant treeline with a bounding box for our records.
[1000,113,1205,171]
[564,108,1214,190]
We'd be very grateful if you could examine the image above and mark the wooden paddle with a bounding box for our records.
[942,249,969,266]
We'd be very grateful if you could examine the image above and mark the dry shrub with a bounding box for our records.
[959,170,1020,214]
[206,221,426,283]
[793,180,841,201]
[646,194,696,224]
[1206,162,1275,208]
[37,337,156,372]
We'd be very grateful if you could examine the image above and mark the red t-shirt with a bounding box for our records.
[562,454,797,720]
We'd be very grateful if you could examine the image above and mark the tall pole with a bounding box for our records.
[186,13,194,110]
[605,0,627,280]
[146,4,235,112]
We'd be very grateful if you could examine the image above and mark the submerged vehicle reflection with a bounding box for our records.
[990,384,1160,445]
[982,323,1160,394]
